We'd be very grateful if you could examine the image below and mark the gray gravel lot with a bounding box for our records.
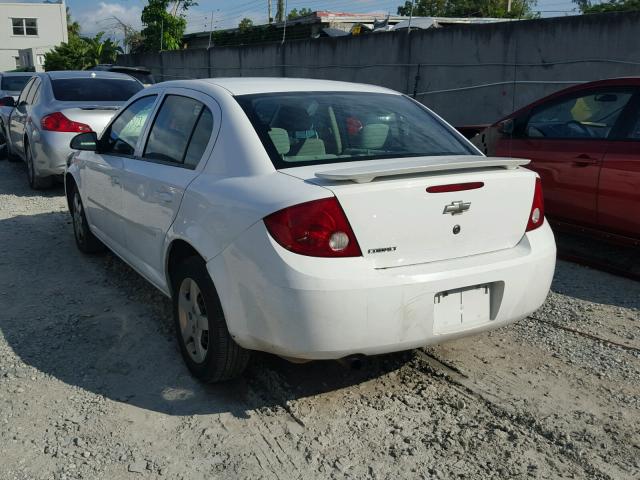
[0,159,638,480]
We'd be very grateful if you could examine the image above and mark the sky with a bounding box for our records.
[6,0,581,39]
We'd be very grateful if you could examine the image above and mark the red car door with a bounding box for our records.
[598,94,640,240]
[495,87,634,228]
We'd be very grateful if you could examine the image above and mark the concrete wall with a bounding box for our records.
[0,2,68,72]
[118,12,640,125]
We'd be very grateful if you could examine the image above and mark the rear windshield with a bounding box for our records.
[51,78,143,102]
[236,92,476,168]
[1,75,32,92]
[113,70,154,85]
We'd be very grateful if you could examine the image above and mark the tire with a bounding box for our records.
[70,188,105,254]
[25,143,53,190]
[172,256,250,382]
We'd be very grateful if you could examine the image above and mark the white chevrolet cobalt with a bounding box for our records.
[65,78,556,382]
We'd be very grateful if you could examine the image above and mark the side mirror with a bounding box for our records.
[70,132,98,151]
[498,118,514,135]
[0,96,15,107]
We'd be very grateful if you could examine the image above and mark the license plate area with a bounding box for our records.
[433,283,502,335]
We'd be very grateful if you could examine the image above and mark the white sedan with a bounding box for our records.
[65,78,556,382]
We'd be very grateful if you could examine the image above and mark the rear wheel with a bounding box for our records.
[71,188,105,253]
[25,143,53,190]
[172,257,250,382]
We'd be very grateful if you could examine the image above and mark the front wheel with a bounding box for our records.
[172,257,250,382]
[71,189,105,253]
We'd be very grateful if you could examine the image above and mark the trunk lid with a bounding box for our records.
[57,102,122,136]
[281,156,536,268]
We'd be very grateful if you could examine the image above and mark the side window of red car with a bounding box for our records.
[526,90,633,140]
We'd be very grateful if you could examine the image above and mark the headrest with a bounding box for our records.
[268,128,290,155]
[272,104,312,131]
[360,123,389,150]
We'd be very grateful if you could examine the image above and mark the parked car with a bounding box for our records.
[65,78,556,382]
[88,64,155,86]
[0,72,35,158]
[469,78,640,243]
[5,70,143,189]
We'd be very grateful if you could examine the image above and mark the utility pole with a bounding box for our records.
[407,0,415,35]
[160,17,164,51]
[281,0,288,42]
[268,0,272,23]
[507,0,512,13]
[277,0,284,22]
[208,10,213,48]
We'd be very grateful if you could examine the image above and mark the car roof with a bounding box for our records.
[187,77,400,96]
[45,70,141,81]
[0,72,35,77]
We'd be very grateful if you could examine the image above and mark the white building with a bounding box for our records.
[0,1,68,72]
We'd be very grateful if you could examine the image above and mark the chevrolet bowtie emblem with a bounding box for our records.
[443,200,471,215]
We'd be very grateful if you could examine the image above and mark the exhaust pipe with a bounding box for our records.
[337,355,365,370]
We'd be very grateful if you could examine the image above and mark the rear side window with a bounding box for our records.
[51,78,143,102]
[1,75,32,92]
[144,95,213,167]
[527,90,633,139]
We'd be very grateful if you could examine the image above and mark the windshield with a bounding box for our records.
[1,75,32,92]
[236,92,476,168]
[52,78,143,102]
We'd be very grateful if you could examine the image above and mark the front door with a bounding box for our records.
[597,93,640,239]
[82,95,158,251]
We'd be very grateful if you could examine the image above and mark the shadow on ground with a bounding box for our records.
[0,159,65,198]
[0,211,408,418]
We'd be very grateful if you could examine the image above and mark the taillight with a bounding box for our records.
[263,197,362,257]
[41,112,92,133]
[526,177,545,232]
[427,182,484,193]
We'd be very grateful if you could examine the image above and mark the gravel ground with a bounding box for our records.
[0,158,639,480]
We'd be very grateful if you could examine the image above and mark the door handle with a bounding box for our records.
[157,191,173,203]
[572,154,599,167]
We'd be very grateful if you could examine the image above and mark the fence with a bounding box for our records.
[117,12,640,125]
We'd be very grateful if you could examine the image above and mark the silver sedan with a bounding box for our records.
[6,70,143,189]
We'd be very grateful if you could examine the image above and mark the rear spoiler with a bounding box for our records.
[315,156,530,184]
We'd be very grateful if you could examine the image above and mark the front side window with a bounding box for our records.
[526,90,633,139]
[236,92,476,169]
[101,96,157,156]
[12,18,38,36]
[144,95,212,166]
[51,78,143,102]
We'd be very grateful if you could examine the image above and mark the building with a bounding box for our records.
[183,11,512,48]
[0,1,68,72]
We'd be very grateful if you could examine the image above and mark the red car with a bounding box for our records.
[470,78,640,244]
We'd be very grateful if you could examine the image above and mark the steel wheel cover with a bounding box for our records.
[178,277,209,363]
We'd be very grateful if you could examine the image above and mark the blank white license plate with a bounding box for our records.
[433,285,491,335]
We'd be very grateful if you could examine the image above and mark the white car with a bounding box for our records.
[65,78,556,382]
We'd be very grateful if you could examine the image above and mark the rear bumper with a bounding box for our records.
[208,222,556,360]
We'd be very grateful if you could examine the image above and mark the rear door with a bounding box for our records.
[597,92,640,239]
[499,87,634,227]
[82,95,158,251]
[121,89,219,286]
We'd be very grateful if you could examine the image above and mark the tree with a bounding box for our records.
[66,6,81,38]
[44,33,123,71]
[288,8,313,20]
[238,18,254,32]
[573,0,640,13]
[140,0,197,52]
[397,0,537,18]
